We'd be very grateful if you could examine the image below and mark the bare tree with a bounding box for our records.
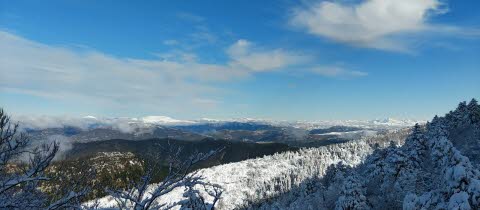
[107,141,224,210]
[0,108,90,209]
[179,175,223,210]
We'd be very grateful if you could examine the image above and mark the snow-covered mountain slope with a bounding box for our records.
[90,129,407,209]
[256,99,480,209]
[89,99,479,209]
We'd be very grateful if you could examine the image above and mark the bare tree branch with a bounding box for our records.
[0,108,91,209]
[108,142,225,210]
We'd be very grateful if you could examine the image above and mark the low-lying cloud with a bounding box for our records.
[13,114,196,134]
[15,134,74,162]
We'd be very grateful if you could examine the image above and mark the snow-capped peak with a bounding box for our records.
[82,116,97,119]
[198,118,224,122]
[370,117,419,126]
[141,116,193,125]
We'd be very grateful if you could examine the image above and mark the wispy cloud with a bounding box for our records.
[310,66,367,79]
[176,12,206,23]
[0,31,239,113]
[0,31,318,114]
[288,0,474,52]
[190,27,217,44]
[163,39,179,46]
[175,13,219,46]
[227,39,308,72]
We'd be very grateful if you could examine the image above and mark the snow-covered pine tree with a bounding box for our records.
[467,99,480,123]
[245,99,480,210]
[456,101,469,125]
[335,175,371,210]
[323,162,352,209]
[404,114,480,209]
[402,124,432,194]
[403,124,427,164]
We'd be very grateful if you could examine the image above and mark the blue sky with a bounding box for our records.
[0,0,479,120]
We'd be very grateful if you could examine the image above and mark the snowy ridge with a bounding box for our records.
[90,137,377,209]
[141,116,195,125]
[289,118,424,130]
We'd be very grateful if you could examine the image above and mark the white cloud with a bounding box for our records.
[0,31,246,113]
[227,40,366,78]
[190,25,218,44]
[310,66,368,78]
[0,29,367,117]
[175,13,218,45]
[177,12,206,23]
[290,0,446,51]
[227,39,308,72]
[163,39,179,46]
[0,32,314,114]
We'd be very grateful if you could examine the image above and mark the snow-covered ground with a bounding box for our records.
[89,138,376,209]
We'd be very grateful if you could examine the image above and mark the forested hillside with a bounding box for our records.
[91,125,410,208]
[256,99,480,209]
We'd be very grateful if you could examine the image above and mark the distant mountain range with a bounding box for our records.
[15,114,423,131]
[17,115,421,147]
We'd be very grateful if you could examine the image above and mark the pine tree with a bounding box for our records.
[404,113,480,209]
[404,124,427,165]
[453,101,470,127]
[335,175,371,210]
[467,98,480,123]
